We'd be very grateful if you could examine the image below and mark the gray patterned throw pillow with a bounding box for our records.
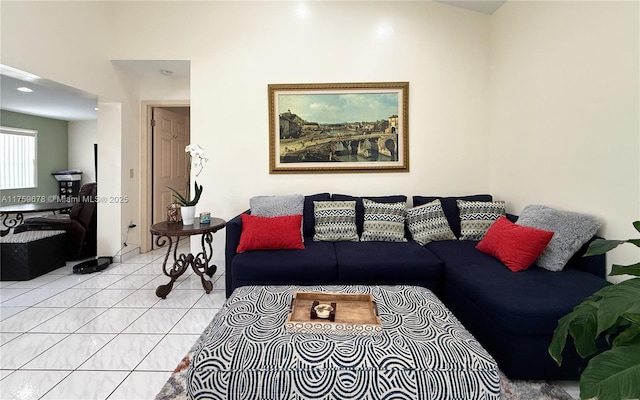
[516,205,601,272]
[458,200,506,241]
[361,199,407,242]
[406,199,456,245]
[313,201,359,242]
[250,194,304,217]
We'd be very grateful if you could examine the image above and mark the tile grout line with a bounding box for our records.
[105,254,211,399]
[109,291,207,398]
[29,256,165,400]
[1,246,224,399]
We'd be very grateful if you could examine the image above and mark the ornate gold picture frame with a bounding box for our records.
[268,82,409,174]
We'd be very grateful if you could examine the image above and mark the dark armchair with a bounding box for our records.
[14,182,97,259]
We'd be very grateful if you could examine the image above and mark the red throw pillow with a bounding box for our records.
[237,214,304,253]
[476,216,554,272]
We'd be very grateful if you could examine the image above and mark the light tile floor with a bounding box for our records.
[1,245,225,400]
[1,245,581,400]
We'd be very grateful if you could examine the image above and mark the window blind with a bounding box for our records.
[0,126,37,190]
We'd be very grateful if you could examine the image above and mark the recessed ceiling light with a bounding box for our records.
[17,87,33,93]
[94,107,99,111]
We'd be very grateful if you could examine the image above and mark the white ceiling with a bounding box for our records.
[113,60,190,80]
[0,73,98,121]
[0,1,504,122]
[436,0,506,15]
[0,60,190,122]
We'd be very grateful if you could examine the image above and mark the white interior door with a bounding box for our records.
[152,107,190,226]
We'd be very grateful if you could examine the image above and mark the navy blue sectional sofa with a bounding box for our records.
[225,193,609,381]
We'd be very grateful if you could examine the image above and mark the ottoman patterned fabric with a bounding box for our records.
[188,285,500,399]
[0,230,66,243]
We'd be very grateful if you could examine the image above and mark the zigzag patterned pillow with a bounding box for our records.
[406,199,456,245]
[313,201,359,242]
[457,200,506,241]
[361,199,407,242]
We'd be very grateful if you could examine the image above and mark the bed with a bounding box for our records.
[188,285,500,399]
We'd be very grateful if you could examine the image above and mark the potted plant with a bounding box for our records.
[168,181,203,225]
[168,144,208,225]
[548,221,640,400]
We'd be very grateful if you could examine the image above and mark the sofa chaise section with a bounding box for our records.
[426,239,608,380]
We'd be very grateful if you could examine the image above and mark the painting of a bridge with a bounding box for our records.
[269,82,409,173]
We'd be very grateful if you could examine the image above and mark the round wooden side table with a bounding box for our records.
[150,218,226,299]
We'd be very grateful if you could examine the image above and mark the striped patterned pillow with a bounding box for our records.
[313,201,359,242]
[361,199,407,242]
[457,200,506,241]
[406,199,456,245]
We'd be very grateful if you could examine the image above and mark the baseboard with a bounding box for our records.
[113,245,140,263]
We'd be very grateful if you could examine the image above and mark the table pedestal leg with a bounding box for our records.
[191,232,216,294]
[195,269,213,294]
[191,257,214,293]
[155,236,191,299]
[154,231,218,298]
[156,281,175,299]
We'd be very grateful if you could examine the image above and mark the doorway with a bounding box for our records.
[141,101,190,252]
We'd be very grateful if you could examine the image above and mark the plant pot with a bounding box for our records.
[180,206,196,225]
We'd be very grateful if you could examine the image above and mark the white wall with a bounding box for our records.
[96,103,123,257]
[118,62,191,250]
[4,1,636,273]
[68,120,98,184]
[1,1,140,257]
[139,73,190,101]
[489,1,640,278]
[108,1,492,257]
[1,2,121,107]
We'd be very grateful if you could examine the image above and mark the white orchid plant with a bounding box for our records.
[168,144,208,207]
[186,144,208,177]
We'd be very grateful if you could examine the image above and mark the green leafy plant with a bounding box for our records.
[168,181,203,207]
[549,221,640,400]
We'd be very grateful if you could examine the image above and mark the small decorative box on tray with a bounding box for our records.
[285,292,383,336]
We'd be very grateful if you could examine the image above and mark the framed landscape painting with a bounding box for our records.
[268,82,409,173]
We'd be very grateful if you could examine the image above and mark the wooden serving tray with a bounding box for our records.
[285,292,383,336]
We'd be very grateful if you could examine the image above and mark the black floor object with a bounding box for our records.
[73,256,113,274]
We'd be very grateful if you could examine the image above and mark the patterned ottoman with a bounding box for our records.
[0,230,66,280]
[188,285,500,399]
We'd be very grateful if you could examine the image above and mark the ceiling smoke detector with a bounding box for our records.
[160,69,173,76]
